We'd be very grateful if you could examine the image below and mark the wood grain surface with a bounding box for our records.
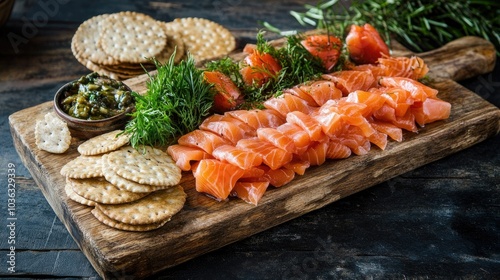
[9,35,500,279]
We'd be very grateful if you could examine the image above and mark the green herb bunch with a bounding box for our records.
[125,54,213,148]
[265,0,500,54]
[205,31,325,109]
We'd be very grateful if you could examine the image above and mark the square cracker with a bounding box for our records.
[35,112,71,154]
[96,185,186,225]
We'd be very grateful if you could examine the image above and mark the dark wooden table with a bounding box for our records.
[1,0,499,279]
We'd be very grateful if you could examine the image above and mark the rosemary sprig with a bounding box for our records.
[263,0,500,55]
[124,53,213,148]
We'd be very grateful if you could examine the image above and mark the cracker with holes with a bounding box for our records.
[72,13,119,66]
[77,130,130,156]
[65,182,96,207]
[99,11,167,64]
[102,154,170,193]
[164,17,236,62]
[95,185,186,225]
[91,207,169,232]
[106,146,181,187]
[35,112,72,154]
[67,177,148,204]
[60,155,103,179]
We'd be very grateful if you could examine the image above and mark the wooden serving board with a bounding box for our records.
[9,36,500,279]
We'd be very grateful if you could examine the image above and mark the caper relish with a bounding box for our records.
[60,72,134,120]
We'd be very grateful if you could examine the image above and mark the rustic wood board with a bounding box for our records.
[9,36,500,279]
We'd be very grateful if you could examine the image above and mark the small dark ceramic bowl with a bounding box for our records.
[53,81,134,140]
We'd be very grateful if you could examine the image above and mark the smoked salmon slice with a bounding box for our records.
[212,144,263,170]
[377,56,429,80]
[167,144,214,171]
[263,93,313,117]
[200,120,253,144]
[411,97,451,127]
[194,159,246,201]
[232,181,270,206]
[284,158,311,175]
[263,167,295,187]
[326,140,352,159]
[236,138,293,170]
[257,127,296,153]
[299,141,328,166]
[276,123,312,155]
[227,109,285,130]
[322,70,376,96]
[379,77,438,102]
[177,129,232,154]
[286,111,325,142]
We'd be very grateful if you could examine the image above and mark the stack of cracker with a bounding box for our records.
[61,130,186,232]
[72,11,236,80]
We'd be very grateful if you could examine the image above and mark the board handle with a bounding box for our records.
[392,36,497,82]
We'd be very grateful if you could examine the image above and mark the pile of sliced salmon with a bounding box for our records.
[167,54,451,205]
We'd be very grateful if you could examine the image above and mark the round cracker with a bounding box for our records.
[91,207,168,231]
[65,181,96,206]
[67,177,148,204]
[96,185,186,225]
[60,155,103,179]
[155,22,185,64]
[99,11,167,64]
[106,146,181,187]
[164,17,235,63]
[101,154,170,193]
[35,112,71,154]
[71,38,132,80]
[72,14,119,66]
[77,130,130,156]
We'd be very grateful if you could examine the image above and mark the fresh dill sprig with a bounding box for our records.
[125,53,213,148]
